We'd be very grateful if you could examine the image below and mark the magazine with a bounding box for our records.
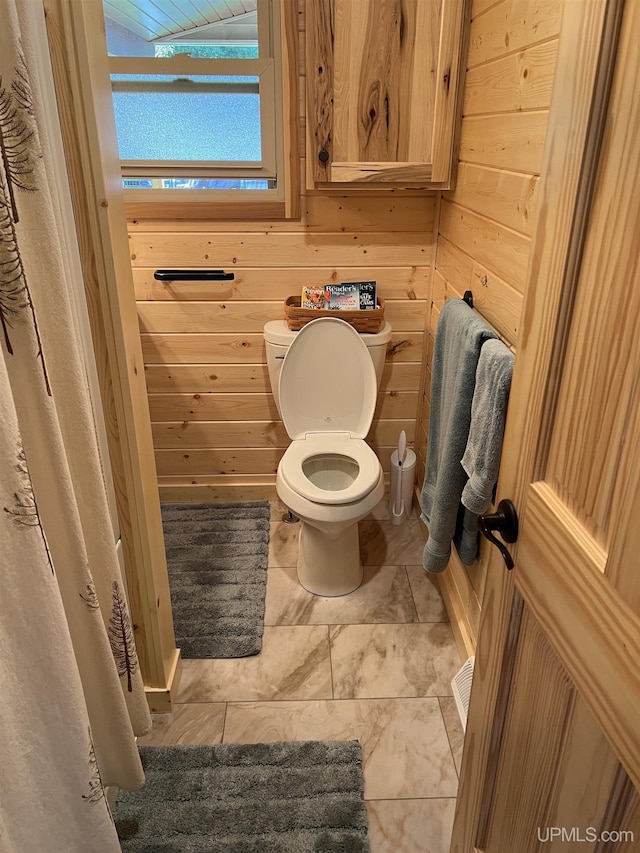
[300,281,378,310]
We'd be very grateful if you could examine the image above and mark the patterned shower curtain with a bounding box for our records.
[0,0,151,849]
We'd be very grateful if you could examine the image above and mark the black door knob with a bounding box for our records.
[318,148,330,163]
[479,499,519,571]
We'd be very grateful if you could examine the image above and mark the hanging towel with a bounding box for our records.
[461,339,515,514]
[421,299,497,573]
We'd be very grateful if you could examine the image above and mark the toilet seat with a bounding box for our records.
[279,433,380,506]
[277,318,382,508]
[278,317,377,440]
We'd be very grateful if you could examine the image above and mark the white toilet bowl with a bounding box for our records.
[266,317,390,596]
[277,433,385,595]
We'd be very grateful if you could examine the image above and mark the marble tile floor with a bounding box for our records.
[140,499,465,853]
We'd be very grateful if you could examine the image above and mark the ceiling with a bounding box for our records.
[102,0,258,42]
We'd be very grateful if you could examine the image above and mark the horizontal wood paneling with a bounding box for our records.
[156,447,287,476]
[141,333,267,364]
[132,266,431,301]
[145,363,270,394]
[446,163,538,236]
[422,0,564,646]
[471,0,503,17]
[140,331,426,364]
[464,39,558,115]
[129,231,433,267]
[128,194,437,233]
[147,391,419,422]
[151,418,416,449]
[155,443,400,477]
[137,299,428,333]
[467,0,562,68]
[144,361,421,394]
[436,238,522,343]
[459,111,549,174]
[439,199,531,290]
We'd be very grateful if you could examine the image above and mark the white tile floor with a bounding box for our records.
[140,499,464,853]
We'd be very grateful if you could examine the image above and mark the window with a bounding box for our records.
[102,0,298,218]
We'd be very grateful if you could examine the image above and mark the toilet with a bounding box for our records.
[264,317,392,596]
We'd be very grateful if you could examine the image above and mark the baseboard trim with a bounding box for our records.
[159,482,277,503]
[144,648,182,714]
[438,569,477,660]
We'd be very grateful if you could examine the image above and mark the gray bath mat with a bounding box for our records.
[115,740,370,853]
[161,502,270,659]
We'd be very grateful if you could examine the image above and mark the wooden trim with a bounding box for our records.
[120,0,299,221]
[45,0,178,692]
[124,200,287,221]
[431,0,470,182]
[279,0,301,219]
[450,1,626,850]
[159,476,277,504]
[330,163,433,183]
[305,0,333,187]
[438,567,477,661]
[145,650,182,714]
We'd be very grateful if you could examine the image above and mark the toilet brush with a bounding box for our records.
[392,430,407,521]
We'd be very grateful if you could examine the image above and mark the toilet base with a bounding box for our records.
[297,520,362,597]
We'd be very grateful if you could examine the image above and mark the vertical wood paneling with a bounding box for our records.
[423,0,564,647]
[485,609,574,851]
[545,21,640,549]
[128,1,436,502]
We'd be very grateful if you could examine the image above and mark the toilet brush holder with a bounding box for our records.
[389,447,416,525]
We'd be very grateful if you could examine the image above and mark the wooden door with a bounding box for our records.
[305,0,466,187]
[451,1,640,851]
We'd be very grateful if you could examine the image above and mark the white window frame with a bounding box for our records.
[110,56,277,180]
[109,0,288,207]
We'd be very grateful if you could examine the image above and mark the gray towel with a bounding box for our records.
[421,299,497,573]
[461,339,515,514]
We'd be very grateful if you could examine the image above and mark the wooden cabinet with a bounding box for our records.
[306,0,468,188]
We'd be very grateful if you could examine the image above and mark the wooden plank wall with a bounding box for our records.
[127,4,437,503]
[416,0,565,656]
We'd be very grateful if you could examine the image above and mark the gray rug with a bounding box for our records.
[161,502,270,659]
[115,740,370,853]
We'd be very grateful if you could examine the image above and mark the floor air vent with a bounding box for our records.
[451,656,475,730]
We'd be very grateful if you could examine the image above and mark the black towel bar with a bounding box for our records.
[154,269,235,281]
[463,290,474,308]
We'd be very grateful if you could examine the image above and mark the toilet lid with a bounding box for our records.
[279,318,377,440]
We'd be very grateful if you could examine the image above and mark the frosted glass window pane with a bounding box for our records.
[112,76,261,162]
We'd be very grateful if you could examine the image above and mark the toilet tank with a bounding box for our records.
[263,319,392,416]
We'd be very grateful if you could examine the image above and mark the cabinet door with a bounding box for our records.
[306,0,465,187]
